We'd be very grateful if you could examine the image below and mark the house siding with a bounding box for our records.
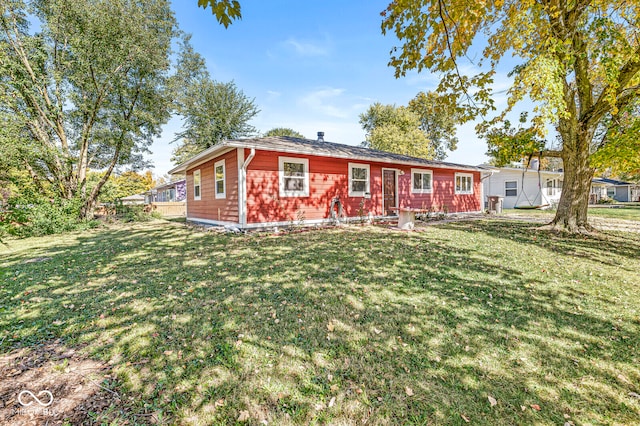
[245,150,481,224]
[186,149,239,223]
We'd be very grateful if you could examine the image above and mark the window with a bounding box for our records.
[215,160,225,199]
[455,173,473,194]
[349,163,370,197]
[411,169,433,193]
[193,169,201,200]
[279,157,309,197]
[607,187,615,198]
[505,181,518,197]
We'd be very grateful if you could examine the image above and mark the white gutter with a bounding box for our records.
[239,148,256,228]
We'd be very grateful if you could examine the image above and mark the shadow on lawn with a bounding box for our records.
[1,221,639,424]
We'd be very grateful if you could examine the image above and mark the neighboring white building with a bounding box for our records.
[483,162,563,209]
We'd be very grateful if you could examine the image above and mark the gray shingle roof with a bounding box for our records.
[169,136,485,174]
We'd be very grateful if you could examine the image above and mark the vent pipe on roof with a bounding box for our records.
[317,131,325,142]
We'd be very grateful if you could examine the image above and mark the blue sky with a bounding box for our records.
[150,1,508,176]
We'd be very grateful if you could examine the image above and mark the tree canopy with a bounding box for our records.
[360,103,434,159]
[197,0,241,28]
[382,0,640,232]
[171,78,259,165]
[1,0,177,217]
[263,128,306,138]
[360,91,460,160]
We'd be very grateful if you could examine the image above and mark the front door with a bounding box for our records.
[383,169,397,216]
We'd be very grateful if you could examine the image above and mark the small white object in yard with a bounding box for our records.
[224,225,241,233]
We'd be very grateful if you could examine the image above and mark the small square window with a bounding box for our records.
[505,181,517,197]
[455,173,473,194]
[279,157,309,197]
[348,163,370,197]
[411,169,433,193]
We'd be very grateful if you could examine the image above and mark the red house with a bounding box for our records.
[168,134,487,229]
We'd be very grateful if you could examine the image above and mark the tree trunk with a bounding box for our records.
[546,129,595,233]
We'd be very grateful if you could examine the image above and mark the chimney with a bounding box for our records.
[317,131,324,142]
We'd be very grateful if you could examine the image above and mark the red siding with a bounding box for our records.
[245,150,481,224]
[186,149,239,223]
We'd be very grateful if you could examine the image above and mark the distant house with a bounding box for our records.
[482,162,563,209]
[145,179,186,204]
[120,193,145,205]
[590,178,638,203]
[168,134,489,229]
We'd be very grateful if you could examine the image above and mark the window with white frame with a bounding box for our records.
[505,180,517,197]
[214,159,225,199]
[193,169,201,200]
[348,163,370,197]
[455,173,473,194]
[411,169,433,193]
[279,157,309,197]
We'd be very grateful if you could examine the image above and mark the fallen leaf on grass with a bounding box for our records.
[373,328,382,335]
[521,405,527,411]
[617,374,632,385]
[488,395,497,407]
[461,414,470,423]
[530,404,541,411]
[327,322,335,332]
[237,410,250,422]
[214,399,225,407]
[405,387,414,397]
[629,392,640,399]
[328,397,336,408]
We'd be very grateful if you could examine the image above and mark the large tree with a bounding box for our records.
[360,103,434,159]
[408,91,460,160]
[1,0,177,217]
[171,78,259,164]
[382,1,640,232]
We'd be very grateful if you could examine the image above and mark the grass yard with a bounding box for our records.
[505,205,640,222]
[1,219,639,425]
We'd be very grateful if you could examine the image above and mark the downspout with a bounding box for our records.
[480,169,496,211]
[240,148,255,228]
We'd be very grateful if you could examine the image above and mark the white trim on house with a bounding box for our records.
[348,163,371,197]
[278,156,309,197]
[193,169,201,200]
[411,168,433,194]
[237,148,245,227]
[214,159,226,199]
[455,172,473,194]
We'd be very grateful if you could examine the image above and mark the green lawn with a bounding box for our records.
[1,220,639,425]
[504,205,640,222]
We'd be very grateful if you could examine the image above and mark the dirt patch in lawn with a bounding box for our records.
[0,340,122,425]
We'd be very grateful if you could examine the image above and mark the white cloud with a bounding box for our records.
[298,88,350,118]
[284,37,330,57]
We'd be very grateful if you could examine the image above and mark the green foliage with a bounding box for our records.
[0,196,97,238]
[483,114,546,166]
[407,91,460,160]
[171,77,259,164]
[114,201,159,222]
[380,0,640,230]
[359,103,434,159]
[1,0,177,215]
[197,0,241,28]
[263,127,306,138]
